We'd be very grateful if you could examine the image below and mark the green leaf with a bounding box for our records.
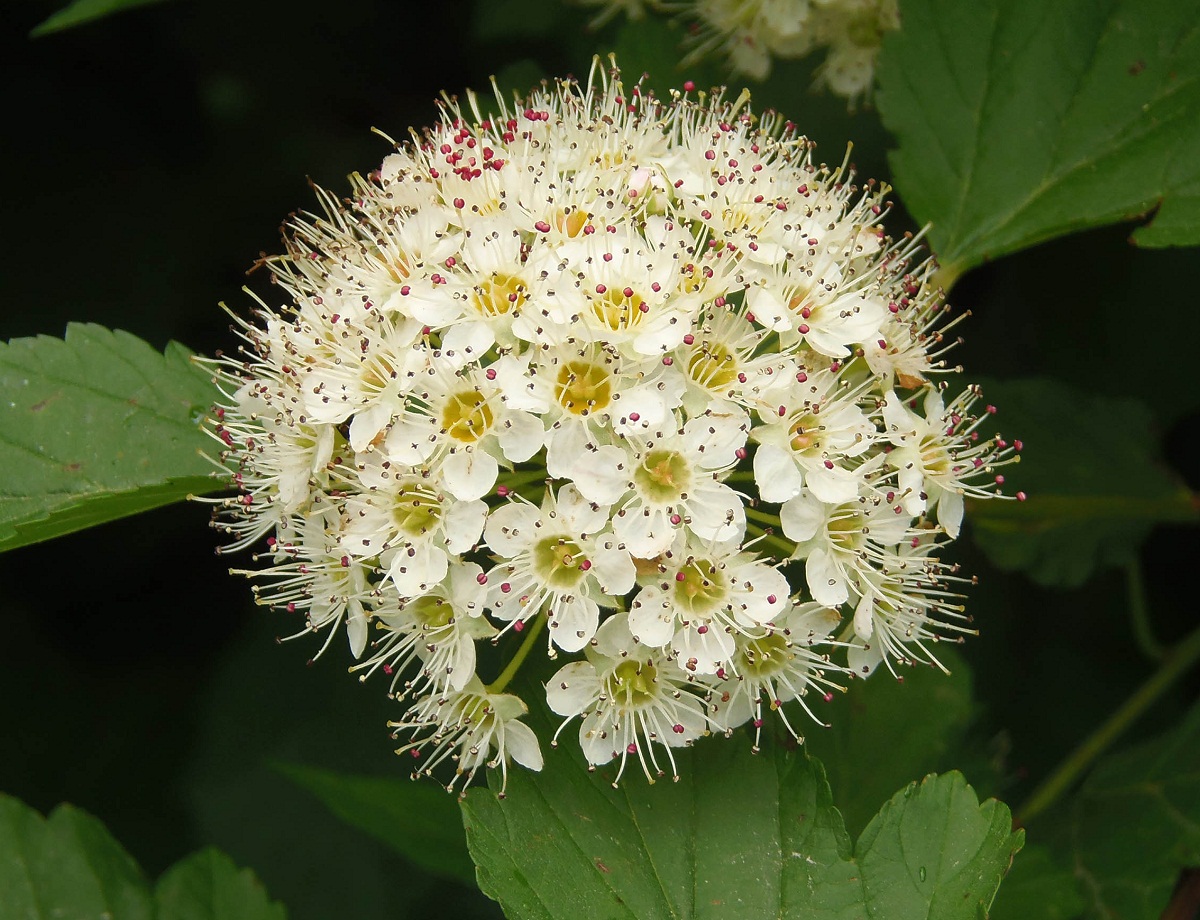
[876,0,1200,278]
[1068,700,1200,920]
[155,849,287,920]
[805,648,975,837]
[988,844,1085,920]
[0,794,287,920]
[0,794,153,920]
[964,378,1195,588]
[274,762,476,888]
[460,729,1021,918]
[31,0,173,37]
[0,323,223,554]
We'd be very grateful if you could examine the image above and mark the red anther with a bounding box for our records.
[973,458,984,468]
[1014,439,1024,451]
[651,282,662,292]
[476,572,488,584]
[486,368,497,380]
[683,334,695,345]
[410,750,421,758]
[662,356,673,366]
[340,555,350,567]
[877,339,887,348]
[885,491,895,501]
[737,373,747,383]
[683,80,695,91]
[670,513,682,525]
[705,150,716,160]
[330,313,341,324]
[672,723,685,733]
[500,582,512,593]
[583,224,596,234]
[453,197,465,209]
[798,324,810,334]
[753,719,764,728]
[400,285,411,295]
[579,559,592,571]
[823,692,834,702]
[627,743,638,754]
[778,405,787,417]
[796,371,808,382]
[700,209,712,220]
[824,459,835,469]
[735,447,747,459]
[714,296,726,307]
[697,624,708,634]
[728,158,738,167]
[383,664,394,675]
[623,286,634,298]
[716,668,726,679]
[987,404,997,414]
[995,475,1006,484]
[676,572,686,581]
[1017,491,1028,501]
[514,619,525,632]
[767,594,777,604]
[440,144,452,154]
[534,220,551,233]
[638,301,650,313]
[496,485,509,497]
[483,146,494,160]
[775,202,787,211]
[286,603,296,613]
[595,283,607,294]
[746,311,756,322]
[421,325,432,336]
[431,274,445,284]
[602,251,613,261]
[888,302,900,313]
[628,412,640,421]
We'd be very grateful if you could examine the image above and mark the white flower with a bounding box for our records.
[628,536,790,674]
[209,59,1015,790]
[485,484,635,652]
[392,678,543,796]
[702,601,844,748]
[546,614,707,783]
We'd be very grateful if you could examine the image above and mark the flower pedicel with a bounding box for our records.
[204,59,1021,794]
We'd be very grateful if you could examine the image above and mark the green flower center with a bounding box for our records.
[555,360,612,416]
[607,659,658,709]
[471,273,526,317]
[686,341,739,389]
[408,594,454,629]
[919,434,952,474]
[532,536,587,590]
[391,481,442,537]
[633,449,690,503]
[442,390,494,443]
[789,414,821,454]
[828,509,864,552]
[738,633,791,679]
[673,560,727,615]
[590,288,645,332]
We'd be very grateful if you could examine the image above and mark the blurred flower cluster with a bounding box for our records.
[579,0,899,101]
[206,60,1017,793]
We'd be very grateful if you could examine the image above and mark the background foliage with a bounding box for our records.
[2,0,1198,917]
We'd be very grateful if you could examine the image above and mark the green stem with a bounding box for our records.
[485,614,547,695]
[746,523,796,558]
[1126,559,1165,662]
[1017,623,1200,825]
[746,506,782,527]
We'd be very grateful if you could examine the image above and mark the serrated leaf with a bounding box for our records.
[460,701,1021,919]
[0,794,153,919]
[31,0,172,37]
[876,0,1200,278]
[0,323,223,553]
[1069,700,1200,920]
[155,848,287,920]
[805,648,974,837]
[274,761,476,888]
[988,845,1085,920]
[964,378,1195,588]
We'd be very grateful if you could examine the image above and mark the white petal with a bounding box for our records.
[687,481,746,544]
[442,321,495,365]
[546,661,599,716]
[346,599,368,658]
[755,444,805,503]
[937,489,964,539]
[803,462,860,505]
[389,543,448,596]
[483,503,540,557]
[497,410,545,463]
[627,588,676,647]
[568,444,631,505]
[590,546,636,597]
[548,595,599,653]
[673,623,735,675]
[853,592,875,640]
[443,498,488,553]
[504,720,543,771]
[442,449,499,502]
[780,494,825,543]
[806,547,848,608]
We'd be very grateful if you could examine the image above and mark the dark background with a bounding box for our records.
[2,1,1197,917]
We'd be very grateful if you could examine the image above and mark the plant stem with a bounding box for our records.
[1017,623,1200,825]
[486,614,546,695]
[1126,559,1165,661]
[745,506,782,526]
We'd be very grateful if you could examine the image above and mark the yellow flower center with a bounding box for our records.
[555,360,613,416]
[442,390,495,443]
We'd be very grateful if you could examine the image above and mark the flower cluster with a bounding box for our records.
[576,0,899,102]
[206,61,1018,793]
